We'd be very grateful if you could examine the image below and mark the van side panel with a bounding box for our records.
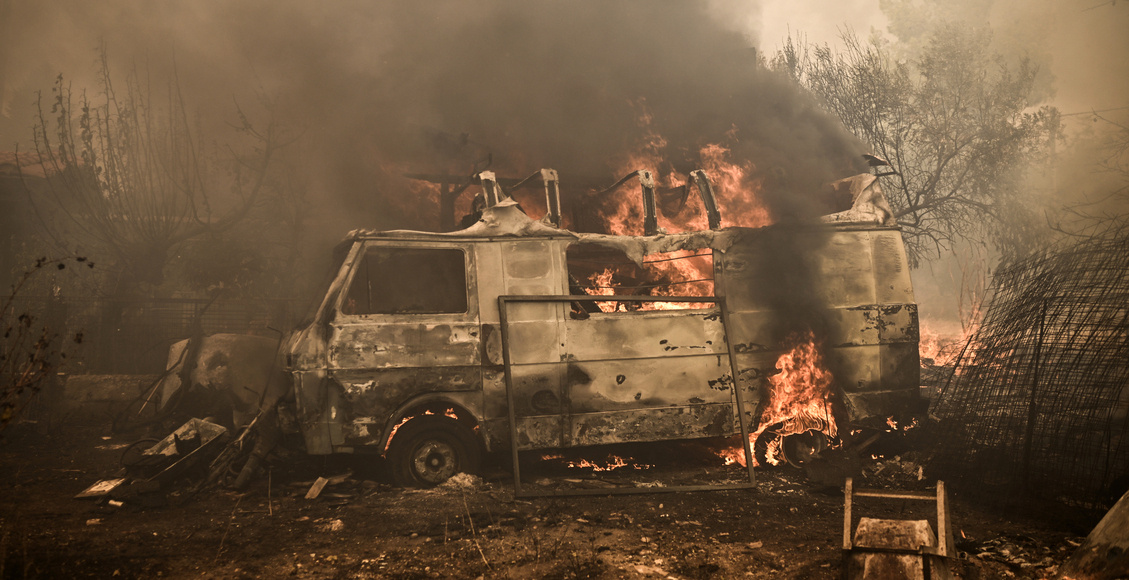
[717,226,920,425]
[325,241,483,449]
[501,309,737,450]
[480,240,571,449]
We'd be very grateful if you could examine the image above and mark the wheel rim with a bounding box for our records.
[410,440,459,484]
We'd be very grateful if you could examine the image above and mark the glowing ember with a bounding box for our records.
[385,408,460,450]
[539,453,651,471]
[718,447,744,467]
[566,455,651,471]
[919,324,959,366]
[721,332,837,468]
[600,140,770,236]
[586,125,771,310]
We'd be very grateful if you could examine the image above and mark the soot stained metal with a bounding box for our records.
[279,168,920,487]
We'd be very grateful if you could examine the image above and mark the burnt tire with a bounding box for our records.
[387,416,481,488]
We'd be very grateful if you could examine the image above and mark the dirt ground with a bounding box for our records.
[0,415,1099,580]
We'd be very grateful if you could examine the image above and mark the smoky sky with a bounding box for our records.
[0,0,866,232]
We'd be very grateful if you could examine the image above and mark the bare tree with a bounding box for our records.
[1047,114,1129,240]
[773,26,1054,266]
[21,51,281,296]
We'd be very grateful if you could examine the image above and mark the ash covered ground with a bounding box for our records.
[0,401,1094,580]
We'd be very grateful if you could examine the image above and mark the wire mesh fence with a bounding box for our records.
[931,232,1129,508]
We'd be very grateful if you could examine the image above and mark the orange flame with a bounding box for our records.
[539,453,652,471]
[566,455,651,471]
[586,267,620,313]
[919,322,977,367]
[644,250,714,310]
[698,142,770,229]
[580,251,714,311]
[601,141,770,236]
[722,333,837,468]
[589,124,770,310]
[385,408,460,450]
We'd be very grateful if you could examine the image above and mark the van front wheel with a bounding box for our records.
[387,416,481,487]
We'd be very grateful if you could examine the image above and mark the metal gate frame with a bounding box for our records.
[497,294,757,497]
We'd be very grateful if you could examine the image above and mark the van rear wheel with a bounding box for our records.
[387,416,481,487]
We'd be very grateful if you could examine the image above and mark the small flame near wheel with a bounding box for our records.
[719,332,838,468]
[385,408,460,451]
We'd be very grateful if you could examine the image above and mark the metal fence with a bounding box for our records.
[930,232,1129,508]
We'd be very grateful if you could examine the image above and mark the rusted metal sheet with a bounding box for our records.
[500,304,737,451]
[514,415,566,449]
[497,295,749,452]
[507,364,564,416]
[719,225,919,406]
[842,388,925,420]
[817,232,880,308]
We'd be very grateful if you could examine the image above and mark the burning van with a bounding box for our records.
[283,168,920,486]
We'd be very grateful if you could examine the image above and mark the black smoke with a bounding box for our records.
[1,0,866,232]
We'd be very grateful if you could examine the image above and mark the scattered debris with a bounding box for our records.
[317,519,345,533]
[75,418,230,505]
[75,477,127,499]
[305,477,329,500]
[630,563,670,577]
[961,534,1069,574]
[863,455,926,488]
[1058,488,1129,579]
[303,471,353,500]
[438,473,484,490]
[131,418,229,483]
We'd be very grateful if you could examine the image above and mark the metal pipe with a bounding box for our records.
[638,170,659,235]
[597,169,660,235]
[477,171,506,208]
[541,168,561,227]
[689,170,722,230]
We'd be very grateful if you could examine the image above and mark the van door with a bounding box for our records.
[326,242,481,449]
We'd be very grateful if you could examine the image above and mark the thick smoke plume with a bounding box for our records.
[1,0,865,233]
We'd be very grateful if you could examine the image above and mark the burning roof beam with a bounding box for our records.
[599,169,660,236]
[688,169,721,230]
